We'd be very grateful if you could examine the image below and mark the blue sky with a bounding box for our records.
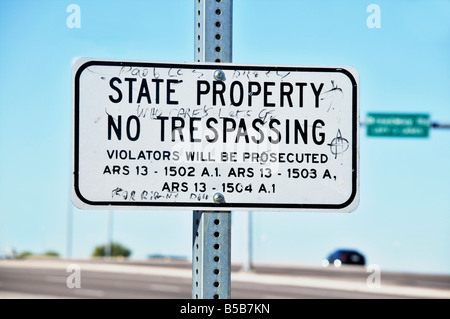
[1,0,450,275]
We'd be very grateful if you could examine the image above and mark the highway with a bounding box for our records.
[0,258,449,299]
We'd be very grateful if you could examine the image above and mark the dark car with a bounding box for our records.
[323,249,366,267]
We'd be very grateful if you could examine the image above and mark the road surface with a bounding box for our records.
[0,258,449,299]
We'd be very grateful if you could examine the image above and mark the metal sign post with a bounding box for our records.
[192,0,233,299]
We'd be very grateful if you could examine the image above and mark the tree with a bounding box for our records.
[92,242,131,258]
[18,251,32,258]
[43,250,60,257]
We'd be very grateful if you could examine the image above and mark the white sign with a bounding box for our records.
[72,58,359,212]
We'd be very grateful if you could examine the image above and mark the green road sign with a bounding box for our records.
[366,113,430,137]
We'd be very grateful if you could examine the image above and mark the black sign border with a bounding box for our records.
[74,60,358,211]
